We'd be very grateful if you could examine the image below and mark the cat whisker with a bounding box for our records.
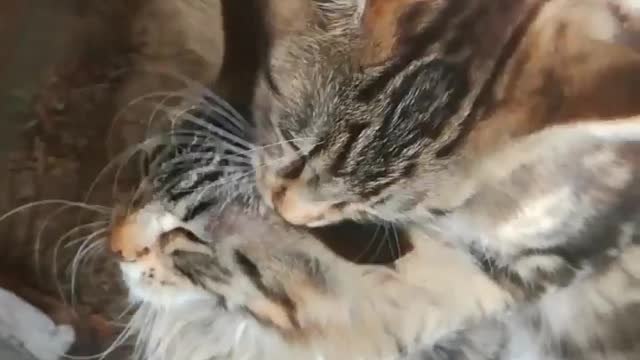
[0,200,109,224]
[107,89,191,152]
[371,224,391,263]
[151,153,251,177]
[52,225,106,307]
[69,231,108,306]
[144,93,198,140]
[59,222,109,250]
[355,223,382,262]
[391,223,402,260]
[154,70,251,131]
[84,136,169,204]
[0,201,107,293]
[154,166,253,198]
[156,104,253,150]
[80,242,108,286]
[183,172,254,213]
[156,151,253,168]
[245,137,319,154]
[32,205,87,281]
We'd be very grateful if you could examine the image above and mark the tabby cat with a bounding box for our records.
[106,0,640,359]
[253,0,640,308]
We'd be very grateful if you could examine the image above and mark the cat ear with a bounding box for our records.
[448,118,640,270]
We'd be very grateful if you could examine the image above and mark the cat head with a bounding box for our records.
[252,0,541,226]
[253,0,640,227]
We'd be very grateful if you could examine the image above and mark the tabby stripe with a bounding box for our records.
[356,60,468,197]
[234,251,300,329]
[357,0,468,101]
[468,247,546,301]
[329,123,368,176]
[436,0,549,158]
[183,199,217,221]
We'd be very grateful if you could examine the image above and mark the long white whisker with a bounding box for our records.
[61,221,109,249]
[156,104,253,150]
[84,137,169,203]
[160,71,250,130]
[51,224,106,306]
[371,224,390,262]
[0,200,109,224]
[70,231,107,306]
[391,224,401,260]
[107,90,190,152]
[158,151,252,168]
[356,224,382,262]
[186,171,253,211]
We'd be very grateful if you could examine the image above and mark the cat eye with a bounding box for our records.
[278,156,306,180]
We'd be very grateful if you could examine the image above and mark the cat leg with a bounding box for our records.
[205,227,513,360]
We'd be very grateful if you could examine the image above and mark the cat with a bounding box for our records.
[251,0,640,303]
[253,0,640,227]
[106,100,640,359]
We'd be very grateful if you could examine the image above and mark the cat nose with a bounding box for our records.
[271,187,331,226]
[109,206,182,262]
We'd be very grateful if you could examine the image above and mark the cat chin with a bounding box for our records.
[120,262,211,309]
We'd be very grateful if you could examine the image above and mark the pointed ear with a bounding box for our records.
[450,118,640,263]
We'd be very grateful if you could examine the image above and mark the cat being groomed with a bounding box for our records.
[107,102,640,360]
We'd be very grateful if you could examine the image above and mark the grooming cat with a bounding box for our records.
[252,0,640,293]
[107,102,640,359]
